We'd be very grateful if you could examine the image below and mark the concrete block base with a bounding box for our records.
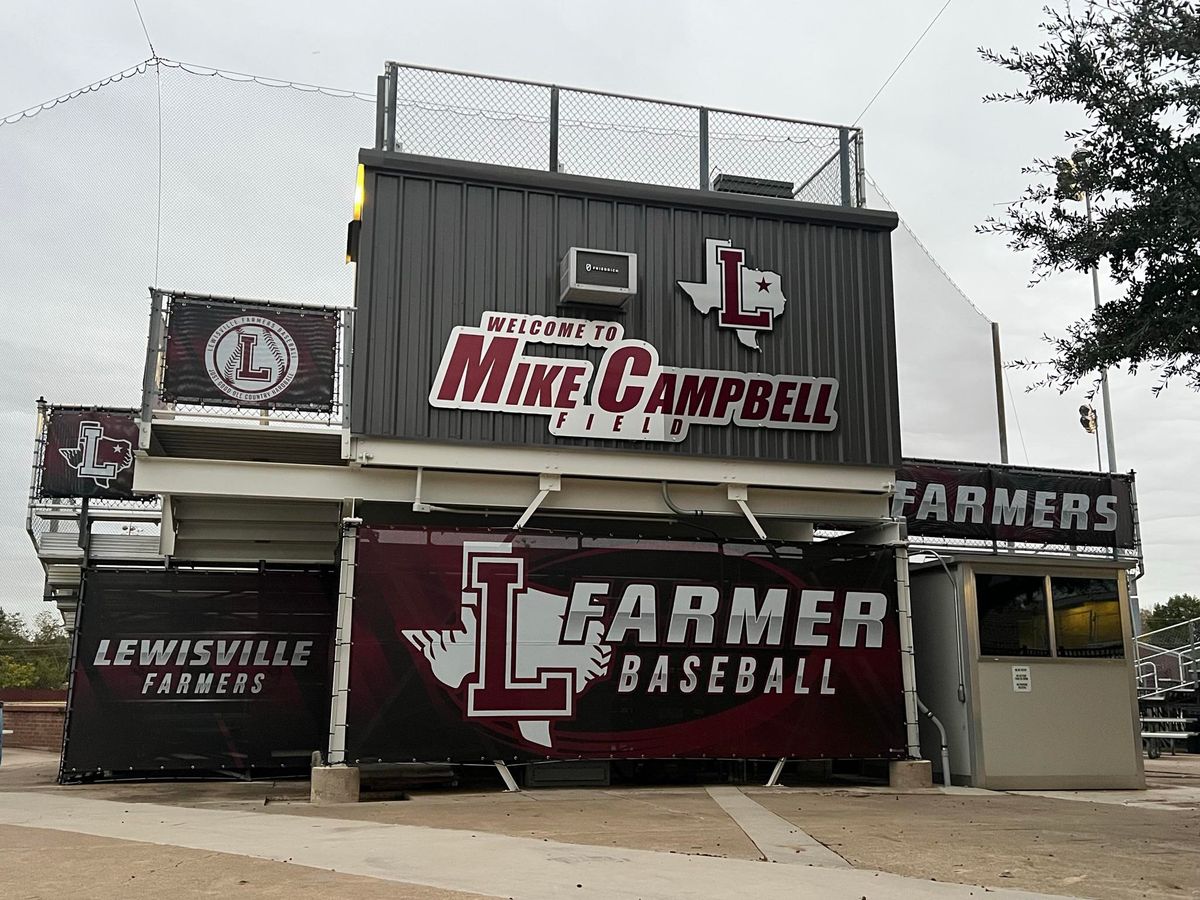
[888,759,932,790]
[310,765,360,805]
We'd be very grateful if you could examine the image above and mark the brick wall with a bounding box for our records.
[1,702,66,752]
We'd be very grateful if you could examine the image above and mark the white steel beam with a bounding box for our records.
[327,501,358,766]
[352,437,894,495]
[135,456,889,523]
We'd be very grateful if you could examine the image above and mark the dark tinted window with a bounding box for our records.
[1051,577,1124,658]
[975,573,1050,657]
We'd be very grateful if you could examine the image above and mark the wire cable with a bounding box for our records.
[131,0,156,58]
[853,0,955,126]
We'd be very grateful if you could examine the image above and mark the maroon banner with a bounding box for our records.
[39,407,143,501]
[347,528,904,763]
[62,568,335,778]
[895,459,1136,549]
[162,297,337,410]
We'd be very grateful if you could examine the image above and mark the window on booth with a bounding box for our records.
[975,573,1051,657]
[1051,577,1124,658]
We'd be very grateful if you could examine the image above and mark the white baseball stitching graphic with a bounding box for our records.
[205,315,299,403]
[403,542,612,748]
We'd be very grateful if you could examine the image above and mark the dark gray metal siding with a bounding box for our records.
[352,151,901,466]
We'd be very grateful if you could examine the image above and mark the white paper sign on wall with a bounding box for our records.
[1011,665,1032,693]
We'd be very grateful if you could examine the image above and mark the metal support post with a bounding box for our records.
[514,473,561,530]
[494,760,521,792]
[728,484,767,540]
[854,129,866,207]
[838,127,852,207]
[894,544,922,758]
[338,308,355,458]
[990,322,1009,464]
[698,108,710,190]
[549,86,560,173]
[1128,474,1144,635]
[327,502,359,765]
[383,63,398,153]
[765,757,787,787]
[374,74,387,150]
[139,289,166,452]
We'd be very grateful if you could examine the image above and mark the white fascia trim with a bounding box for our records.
[352,438,894,495]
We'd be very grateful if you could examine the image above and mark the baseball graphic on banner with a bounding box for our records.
[205,315,299,403]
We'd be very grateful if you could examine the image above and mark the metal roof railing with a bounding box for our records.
[374,61,866,207]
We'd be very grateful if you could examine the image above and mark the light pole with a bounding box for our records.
[1057,154,1119,473]
[1078,404,1102,471]
[1084,189,1119,473]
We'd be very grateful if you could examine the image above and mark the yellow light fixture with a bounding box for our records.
[353,164,365,221]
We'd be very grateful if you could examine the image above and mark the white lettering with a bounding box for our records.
[666,586,719,644]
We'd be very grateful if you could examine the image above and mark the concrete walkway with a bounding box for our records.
[0,790,1066,899]
[705,785,850,867]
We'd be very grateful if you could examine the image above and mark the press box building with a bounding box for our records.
[26,63,1145,791]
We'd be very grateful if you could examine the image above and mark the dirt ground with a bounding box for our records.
[748,787,1200,900]
[3,749,1200,899]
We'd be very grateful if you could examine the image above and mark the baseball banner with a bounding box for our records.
[347,527,905,763]
[61,568,335,778]
[162,297,338,410]
[895,460,1136,549]
[39,407,143,501]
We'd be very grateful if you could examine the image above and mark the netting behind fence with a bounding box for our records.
[0,60,372,621]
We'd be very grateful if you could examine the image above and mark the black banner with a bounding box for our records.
[162,298,337,410]
[39,407,144,501]
[62,568,335,778]
[895,459,1136,549]
[347,528,904,764]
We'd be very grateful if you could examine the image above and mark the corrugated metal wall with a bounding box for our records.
[352,151,901,467]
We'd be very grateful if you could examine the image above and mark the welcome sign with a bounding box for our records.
[429,311,840,443]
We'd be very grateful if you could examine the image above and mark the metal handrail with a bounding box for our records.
[1139,614,1200,643]
[384,59,861,133]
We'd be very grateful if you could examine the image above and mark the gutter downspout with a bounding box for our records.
[917,697,953,788]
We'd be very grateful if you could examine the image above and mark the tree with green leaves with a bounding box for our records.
[979,0,1200,392]
[0,609,69,690]
[1143,593,1200,633]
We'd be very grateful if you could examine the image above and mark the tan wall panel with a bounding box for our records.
[977,660,1142,789]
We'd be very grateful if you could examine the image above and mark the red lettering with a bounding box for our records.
[468,559,570,715]
[769,380,797,422]
[674,374,718,418]
[741,378,773,421]
[812,382,836,425]
[523,362,565,408]
[235,333,271,381]
[597,345,652,413]
[791,382,813,423]
[435,333,518,404]
[718,247,770,328]
[554,365,587,408]
[644,373,677,415]
[504,361,530,405]
[713,377,747,419]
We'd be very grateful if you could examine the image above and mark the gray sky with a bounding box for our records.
[1,0,1195,623]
